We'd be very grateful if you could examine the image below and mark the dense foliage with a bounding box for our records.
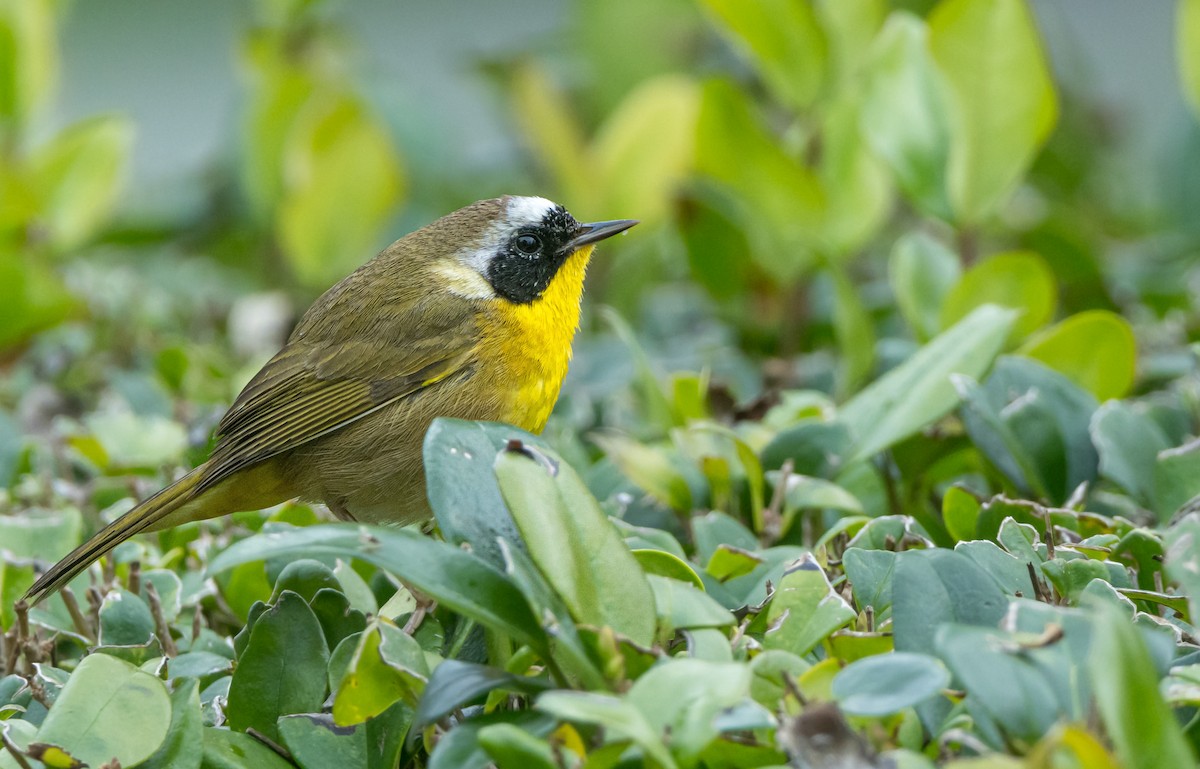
[2,0,1200,767]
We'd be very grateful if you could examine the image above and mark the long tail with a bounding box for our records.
[24,467,206,605]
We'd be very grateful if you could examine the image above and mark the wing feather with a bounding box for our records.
[200,312,477,490]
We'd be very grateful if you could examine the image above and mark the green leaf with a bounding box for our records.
[590,75,699,225]
[208,524,547,651]
[1088,602,1196,769]
[495,446,657,646]
[278,714,367,769]
[269,559,339,604]
[477,724,557,769]
[705,545,763,583]
[591,432,694,510]
[635,548,706,588]
[166,652,233,686]
[200,727,295,769]
[1166,515,1200,624]
[763,555,855,656]
[0,0,58,126]
[860,13,953,219]
[1179,0,1200,120]
[1090,401,1170,506]
[277,95,404,288]
[142,678,202,769]
[33,653,170,768]
[694,80,825,285]
[626,659,751,761]
[29,115,133,251]
[647,575,736,631]
[0,507,81,561]
[817,93,891,255]
[955,540,1030,596]
[833,652,950,716]
[83,410,188,470]
[0,249,78,351]
[1018,310,1136,400]
[0,561,33,631]
[942,487,981,541]
[428,711,556,769]
[935,622,1064,742]
[332,619,428,725]
[830,264,876,395]
[1155,440,1200,522]
[536,691,677,769]
[226,591,329,741]
[424,418,535,569]
[98,588,156,647]
[414,660,552,732]
[699,0,827,109]
[957,356,1099,503]
[749,650,810,707]
[840,304,1016,462]
[239,66,312,223]
[888,232,960,341]
[780,474,864,516]
[929,0,1058,223]
[893,549,1008,652]
[940,251,1056,341]
[843,548,897,615]
[693,511,759,564]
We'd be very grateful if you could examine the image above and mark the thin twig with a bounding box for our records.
[102,557,116,590]
[246,728,292,762]
[762,459,792,546]
[24,675,52,709]
[2,630,17,676]
[60,587,95,643]
[127,561,141,596]
[145,583,178,657]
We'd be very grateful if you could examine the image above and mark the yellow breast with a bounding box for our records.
[480,244,594,432]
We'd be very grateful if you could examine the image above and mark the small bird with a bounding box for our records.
[26,196,636,604]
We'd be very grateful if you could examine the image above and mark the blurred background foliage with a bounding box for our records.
[4,0,1200,766]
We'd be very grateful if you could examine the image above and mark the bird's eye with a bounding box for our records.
[515,233,542,255]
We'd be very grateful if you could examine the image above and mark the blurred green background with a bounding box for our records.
[2,0,1200,502]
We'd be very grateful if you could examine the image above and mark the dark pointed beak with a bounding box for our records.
[567,219,639,250]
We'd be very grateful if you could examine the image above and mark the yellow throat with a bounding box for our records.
[486,243,595,431]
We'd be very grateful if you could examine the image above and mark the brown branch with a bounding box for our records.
[145,583,178,658]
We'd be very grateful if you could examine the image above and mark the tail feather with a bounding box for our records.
[24,468,206,606]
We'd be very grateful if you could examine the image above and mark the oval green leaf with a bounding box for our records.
[1018,310,1136,401]
[495,447,656,646]
[33,653,171,768]
[840,304,1016,462]
[832,652,950,716]
[929,0,1058,222]
[940,251,1056,340]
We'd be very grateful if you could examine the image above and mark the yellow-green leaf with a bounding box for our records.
[940,251,1056,341]
[929,0,1058,223]
[694,80,825,285]
[590,74,699,225]
[699,0,827,109]
[1179,0,1200,120]
[278,95,405,288]
[509,62,591,209]
[0,0,58,125]
[1018,310,1136,401]
[30,115,133,251]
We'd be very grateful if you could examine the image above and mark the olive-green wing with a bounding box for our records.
[201,332,476,491]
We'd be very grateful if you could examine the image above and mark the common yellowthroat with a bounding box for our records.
[26,196,636,604]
